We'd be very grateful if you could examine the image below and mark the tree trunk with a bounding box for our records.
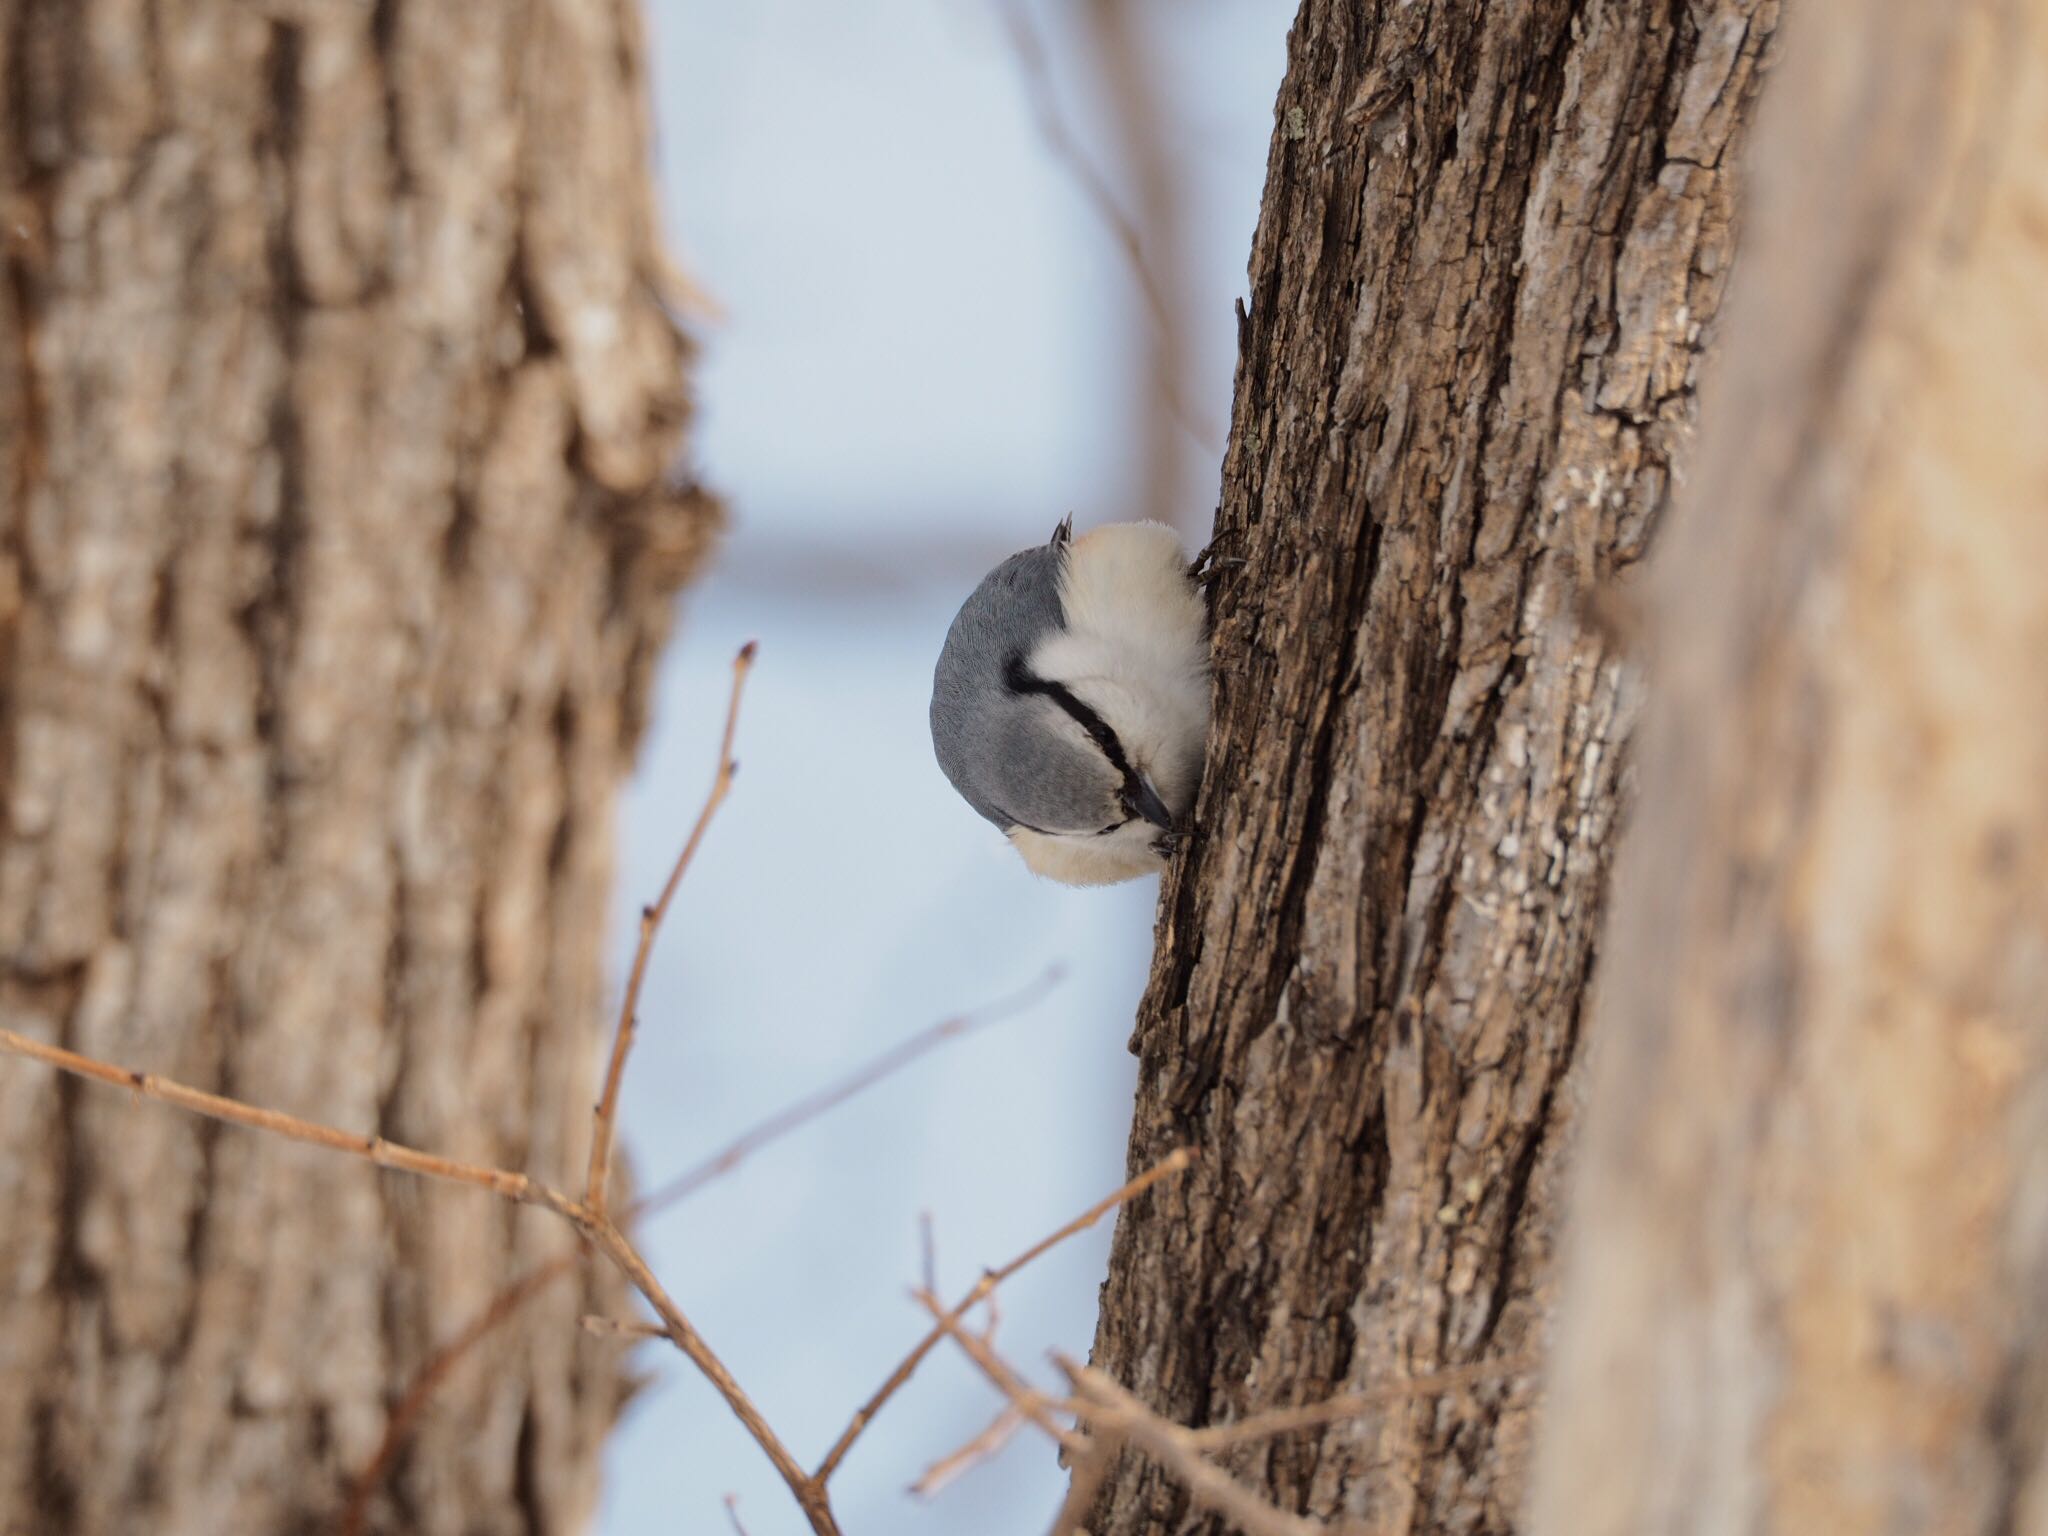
[1085,2,1776,1530]
[1531,5,2048,1533]
[0,4,713,1534]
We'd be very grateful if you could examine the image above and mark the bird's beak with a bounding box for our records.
[1124,776,1175,831]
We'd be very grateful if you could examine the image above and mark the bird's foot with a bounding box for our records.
[1189,533,1246,589]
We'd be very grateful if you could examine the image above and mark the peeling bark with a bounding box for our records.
[1533,5,2048,1533]
[1085,2,1776,1530]
[0,3,715,1533]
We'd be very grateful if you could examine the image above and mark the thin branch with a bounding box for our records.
[813,1147,1193,1483]
[0,1028,578,1219]
[990,0,1217,454]
[636,965,1064,1220]
[6,876,1507,1536]
[912,1288,1081,1452]
[1,644,848,1536]
[1057,1359,1330,1536]
[909,1300,1515,1532]
[1185,1355,1537,1451]
[910,1404,1026,1498]
[989,1148,1193,1291]
[586,640,755,1218]
[575,1215,835,1531]
[0,1021,837,1533]
[336,1263,563,1536]
[723,1493,753,1536]
[338,968,1061,1529]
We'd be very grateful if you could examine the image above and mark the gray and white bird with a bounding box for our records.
[929,518,1211,885]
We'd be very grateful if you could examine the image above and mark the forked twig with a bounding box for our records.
[903,1284,1529,1532]
[910,1404,1027,1497]
[587,642,755,1217]
[907,1310,1355,1536]
[1045,1353,1533,1536]
[8,616,1444,1536]
[0,645,848,1536]
[336,1263,563,1536]
[912,1288,1081,1451]
[339,966,1062,1531]
[812,1147,1194,1483]
[1057,1357,1333,1536]
[0,1021,832,1528]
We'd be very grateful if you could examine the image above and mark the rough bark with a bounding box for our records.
[0,3,714,1534]
[1532,5,2048,1533]
[1085,1,1776,1530]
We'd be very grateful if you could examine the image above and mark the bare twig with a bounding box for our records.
[1037,1354,1532,1533]
[991,0,1216,462]
[586,641,755,1217]
[910,1404,1027,1498]
[336,1263,563,1536]
[339,968,1061,1529]
[909,1325,1524,1531]
[0,1028,579,1219]
[989,1149,1192,1292]
[1185,1355,1537,1451]
[913,1288,1081,1451]
[911,1310,1514,1536]
[6,889,1510,1536]
[813,1147,1194,1483]
[576,1216,834,1530]
[0,1021,837,1531]
[637,965,1063,1220]
[1075,0,1209,534]
[1057,1358,1330,1536]
[723,1493,753,1536]
[910,1293,1509,1532]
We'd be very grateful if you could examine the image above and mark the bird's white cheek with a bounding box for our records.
[1007,825,1164,887]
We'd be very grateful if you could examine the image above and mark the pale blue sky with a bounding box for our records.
[602,6,1289,1532]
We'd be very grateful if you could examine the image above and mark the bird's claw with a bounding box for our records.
[1152,825,1192,860]
[1189,535,1246,589]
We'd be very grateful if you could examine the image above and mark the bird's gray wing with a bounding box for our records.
[929,543,1067,829]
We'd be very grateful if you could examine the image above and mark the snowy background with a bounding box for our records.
[602,5,1290,1532]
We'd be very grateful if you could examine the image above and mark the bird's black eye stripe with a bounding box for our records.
[1002,654,1155,814]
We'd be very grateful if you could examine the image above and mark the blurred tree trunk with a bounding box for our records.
[0,4,714,1535]
[1533,5,2048,1533]
[1086,1,1776,1531]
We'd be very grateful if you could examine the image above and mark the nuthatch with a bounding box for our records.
[929,518,1212,885]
